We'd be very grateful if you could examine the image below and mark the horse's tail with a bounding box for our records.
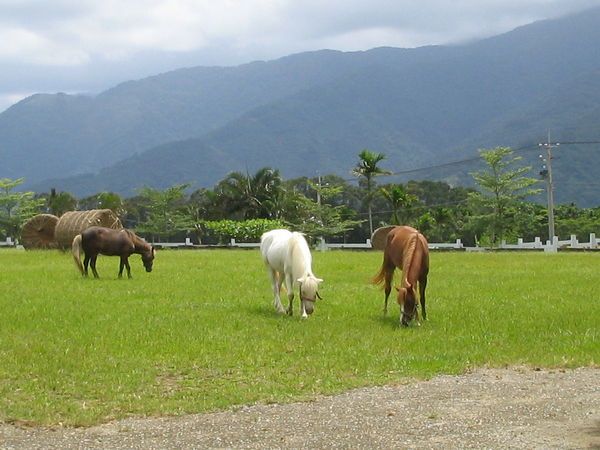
[72,234,84,275]
[370,260,387,287]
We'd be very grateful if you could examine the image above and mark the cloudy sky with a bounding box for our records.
[1,0,598,112]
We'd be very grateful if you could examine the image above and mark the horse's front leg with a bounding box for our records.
[285,275,294,316]
[119,257,132,278]
[419,277,428,321]
[125,258,132,278]
[299,286,308,319]
[90,255,99,278]
[414,300,421,327]
[383,268,394,316]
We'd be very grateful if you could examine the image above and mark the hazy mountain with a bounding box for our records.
[1,46,447,182]
[3,7,600,206]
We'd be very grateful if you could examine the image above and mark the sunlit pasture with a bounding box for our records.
[0,248,597,425]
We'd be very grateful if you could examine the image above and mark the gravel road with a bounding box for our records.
[1,367,599,449]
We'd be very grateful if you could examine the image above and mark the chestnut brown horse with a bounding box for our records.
[72,226,155,278]
[371,226,429,326]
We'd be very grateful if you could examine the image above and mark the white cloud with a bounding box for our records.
[0,0,598,112]
[2,0,597,66]
[0,27,88,65]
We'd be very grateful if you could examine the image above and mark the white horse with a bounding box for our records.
[260,229,323,317]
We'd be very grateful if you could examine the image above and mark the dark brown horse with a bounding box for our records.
[371,226,429,326]
[72,226,155,278]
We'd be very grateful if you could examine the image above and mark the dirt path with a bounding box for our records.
[1,367,599,449]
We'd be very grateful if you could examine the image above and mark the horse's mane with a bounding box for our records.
[402,232,421,286]
[123,228,150,250]
[288,232,312,278]
[122,228,137,241]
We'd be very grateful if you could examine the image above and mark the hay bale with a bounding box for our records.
[21,214,59,249]
[54,209,122,249]
[370,225,398,250]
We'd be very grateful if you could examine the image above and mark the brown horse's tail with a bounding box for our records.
[72,234,84,275]
[370,261,387,287]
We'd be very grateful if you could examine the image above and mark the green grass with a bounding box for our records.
[0,248,598,425]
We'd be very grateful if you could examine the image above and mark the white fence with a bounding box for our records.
[3,234,599,252]
[178,235,600,252]
[228,237,465,251]
[227,235,600,252]
[0,237,14,247]
[499,233,600,253]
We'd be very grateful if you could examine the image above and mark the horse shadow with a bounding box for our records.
[373,313,398,328]
[372,311,428,329]
[245,303,288,319]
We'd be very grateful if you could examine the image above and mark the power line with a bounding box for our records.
[336,140,600,184]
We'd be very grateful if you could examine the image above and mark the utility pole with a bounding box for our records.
[316,173,322,205]
[538,132,558,241]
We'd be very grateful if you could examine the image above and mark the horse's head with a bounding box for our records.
[141,246,156,272]
[396,283,417,326]
[298,275,323,317]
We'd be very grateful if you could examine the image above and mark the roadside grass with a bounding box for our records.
[0,248,598,425]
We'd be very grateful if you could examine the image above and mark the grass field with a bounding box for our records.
[0,248,598,425]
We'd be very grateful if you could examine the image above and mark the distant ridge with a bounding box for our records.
[2,7,600,206]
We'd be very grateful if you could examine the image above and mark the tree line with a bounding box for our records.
[2,147,600,246]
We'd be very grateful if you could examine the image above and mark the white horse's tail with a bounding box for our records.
[72,234,84,275]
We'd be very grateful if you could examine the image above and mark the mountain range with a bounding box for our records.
[2,7,600,206]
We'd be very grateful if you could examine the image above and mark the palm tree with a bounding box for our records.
[380,184,416,225]
[352,150,391,235]
[47,188,77,216]
[216,167,283,219]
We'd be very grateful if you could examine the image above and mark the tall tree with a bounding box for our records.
[352,150,391,235]
[469,147,542,244]
[286,180,362,242]
[134,183,194,241]
[78,192,125,216]
[47,188,77,216]
[380,184,417,225]
[97,192,125,216]
[216,167,283,220]
[0,178,45,240]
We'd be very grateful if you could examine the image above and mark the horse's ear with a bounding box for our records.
[315,277,323,284]
[297,276,306,284]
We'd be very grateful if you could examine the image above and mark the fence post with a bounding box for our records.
[591,233,597,249]
[317,237,328,252]
[544,236,558,253]
[570,234,578,248]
